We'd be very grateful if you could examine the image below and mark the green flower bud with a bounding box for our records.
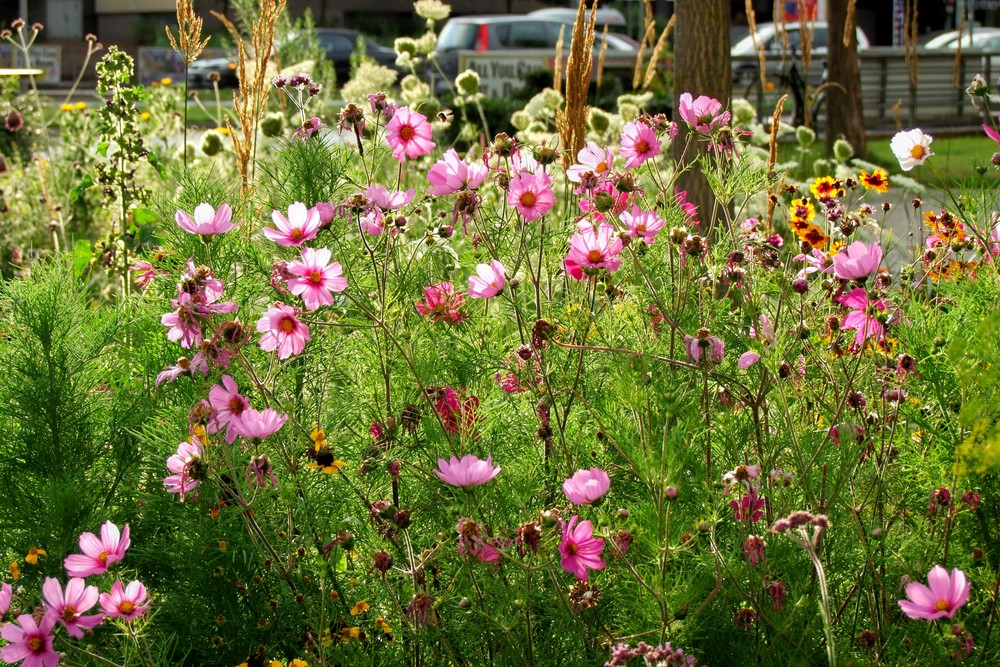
[795,124,816,148]
[833,138,854,162]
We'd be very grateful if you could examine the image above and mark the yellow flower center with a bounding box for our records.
[28,637,43,651]
[635,140,648,153]
[98,551,108,564]
[587,249,604,263]
[279,317,296,334]
[119,601,135,614]
[934,599,952,612]
[565,543,579,555]
[290,228,304,241]
[520,191,537,207]
[910,145,926,160]
[399,126,415,141]
[61,605,78,622]
[309,270,323,284]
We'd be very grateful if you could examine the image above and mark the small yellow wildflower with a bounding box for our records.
[8,560,20,580]
[339,626,361,643]
[60,103,75,112]
[140,111,151,121]
[289,660,309,667]
[160,77,172,86]
[350,600,370,616]
[809,176,839,200]
[25,546,46,565]
[375,617,392,634]
[75,101,86,110]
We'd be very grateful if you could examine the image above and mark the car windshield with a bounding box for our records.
[438,22,479,51]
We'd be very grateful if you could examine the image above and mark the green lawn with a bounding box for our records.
[866,134,998,185]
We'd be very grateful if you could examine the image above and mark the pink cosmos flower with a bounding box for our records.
[131,260,169,289]
[263,202,321,247]
[42,577,103,638]
[566,141,615,184]
[508,171,556,222]
[434,388,481,438]
[286,247,347,311]
[427,148,489,195]
[99,580,150,621]
[620,121,662,168]
[678,92,731,134]
[510,150,540,175]
[468,259,506,299]
[731,486,766,523]
[385,106,436,161]
[564,222,624,280]
[559,515,606,581]
[563,468,611,505]
[175,202,234,236]
[0,613,59,667]
[898,565,970,620]
[164,437,205,499]
[795,247,835,277]
[684,331,725,365]
[0,581,11,617]
[984,120,1000,147]
[620,205,665,244]
[434,454,501,487]
[64,520,131,578]
[366,185,415,212]
[208,375,249,444]
[415,282,466,324]
[228,406,288,441]
[360,208,386,236]
[837,288,888,352]
[833,240,883,281]
[257,304,310,359]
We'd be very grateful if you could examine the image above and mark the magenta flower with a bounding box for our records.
[684,331,725,365]
[563,468,611,505]
[837,288,888,352]
[427,148,489,195]
[160,293,205,349]
[164,437,205,499]
[564,222,624,280]
[263,202,321,247]
[508,171,556,222]
[620,121,662,168]
[0,613,59,667]
[41,577,103,638]
[678,92,731,134]
[257,303,310,359]
[99,580,150,621]
[415,282,466,324]
[434,454,501,488]
[64,520,131,578]
[832,240,883,281]
[228,406,288,441]
[385,106,436,161]
[434,388,481,438]
[360,208,386,236]
[175,202,235,236]
[730,486,766,523]
[208,374,248,444]
[743,535,766,566]
[566,141,615,184]
[286,247,348,311]
[620,205,664,245]
[984,120,1000,147]
[468,259,506,299]
[559,515,606,581]
[0,581,11,617]
[898,566,970,620]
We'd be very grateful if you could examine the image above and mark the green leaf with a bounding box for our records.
[69,240,93,278]
[133,206,158,224]
[97,142,109,158]
[69,174,94,201]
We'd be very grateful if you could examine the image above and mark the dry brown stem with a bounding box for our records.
[553,24,566,93]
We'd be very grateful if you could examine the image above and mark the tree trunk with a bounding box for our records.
[670,1,731,235]
[826,0,866,156]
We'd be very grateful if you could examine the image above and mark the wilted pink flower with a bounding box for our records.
[468,259,506,299]
[898,566,970,620]
[64,520,131,578]
[731,486,766,523]
[385,106,435,161]
[406,593,435,628]
[175,202,235,236]
[286,247,347,311]
[0,613,59,667]
[833,240,883,280]
[434,454,500,488]
[415,282,466,323]
[155,355,207,386]
[41,577,103,638]
[566,141,615,184]
[685,330,725,365]
[246,455,279,489]
[263,202,321,247]
[564,222,624,280]
[743,535,765,566]
[559,515,606,581]
[434,387,481,437]
[620,205,664,244]
[678,92,731,134]
[768,581,787,611]
[164,437,205,499]
[427,148,489,195]
[99,580,149,621]
[984,120,1000,147]
[508,171,556,222]
[257,304,310,359]
[562,468,611,505]
[131,260,169,289]
[837,288,888,352]
[620,121,661,168]
[229,406,288,441]
[365,185,415,212]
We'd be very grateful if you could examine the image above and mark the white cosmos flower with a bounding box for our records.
[890,128,933,171]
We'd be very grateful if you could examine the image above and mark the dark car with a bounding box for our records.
[187,28,398,88]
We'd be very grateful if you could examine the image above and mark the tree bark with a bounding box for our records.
[826,0,866,156]
[670,1,731,235]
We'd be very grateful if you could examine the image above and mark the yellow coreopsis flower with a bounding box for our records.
[859,169,889,193]
[350,600,370,616]
[160,77,173,86]
[8,560,20,580]
[25,546,46,565]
